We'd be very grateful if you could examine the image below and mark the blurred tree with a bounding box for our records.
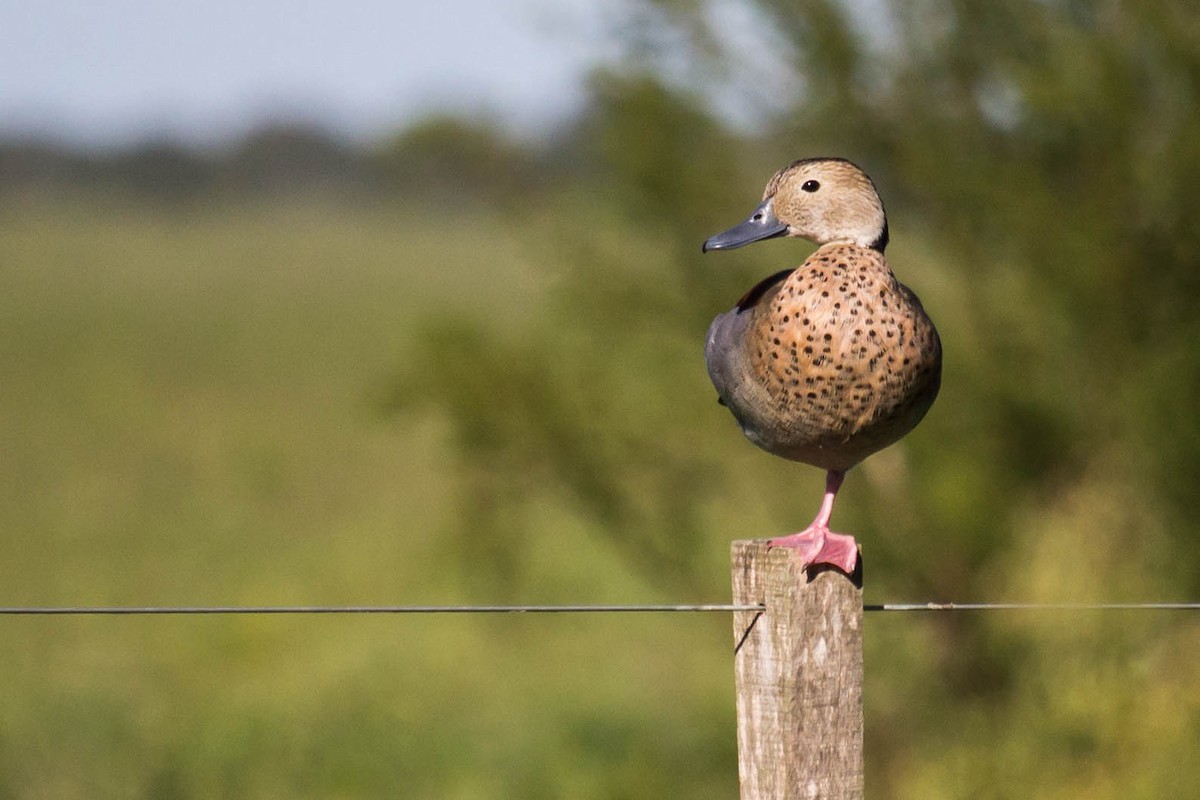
[372,114,539,206]
[98,141,214,200]
[217,122,364,197]
[0,140,87,196]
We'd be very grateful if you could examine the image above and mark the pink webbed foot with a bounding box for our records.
[767,468,859,574]
[767,526,859,574]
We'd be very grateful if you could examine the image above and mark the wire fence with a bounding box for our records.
[0,602,1197,616]
[0,604,759,616]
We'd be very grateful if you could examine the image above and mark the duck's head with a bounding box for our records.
[702,158,888,253]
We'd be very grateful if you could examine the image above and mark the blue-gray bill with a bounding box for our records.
[702,198,788,252]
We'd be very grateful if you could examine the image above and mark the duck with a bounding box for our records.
[703,157,941,573]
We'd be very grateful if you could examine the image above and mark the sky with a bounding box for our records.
[0,0,614,149]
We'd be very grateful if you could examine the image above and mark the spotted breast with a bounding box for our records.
[706,242,940,471]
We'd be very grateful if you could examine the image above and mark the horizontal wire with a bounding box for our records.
[865,602,1200,612]
[0,604,765,616]
[0,602,1196,616]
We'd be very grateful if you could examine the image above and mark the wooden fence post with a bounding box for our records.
[731,541,864,800]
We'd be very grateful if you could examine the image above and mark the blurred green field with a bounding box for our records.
[2,184,1197,799]
[0,196,743,799]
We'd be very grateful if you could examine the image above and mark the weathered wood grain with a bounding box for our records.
[732,541,864,800]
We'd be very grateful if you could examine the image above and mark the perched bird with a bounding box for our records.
[703,158,941,573]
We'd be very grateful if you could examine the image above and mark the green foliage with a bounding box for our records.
[372,115,540,205]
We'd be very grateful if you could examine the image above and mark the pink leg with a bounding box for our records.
[767,469,859,573]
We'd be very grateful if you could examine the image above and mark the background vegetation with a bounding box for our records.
[2,0,1198,796]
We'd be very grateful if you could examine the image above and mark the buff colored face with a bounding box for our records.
[765,160,887,250]
[702,158,888,253]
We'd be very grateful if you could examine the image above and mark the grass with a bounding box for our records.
[0,197,551,602]
[0,196,737,799]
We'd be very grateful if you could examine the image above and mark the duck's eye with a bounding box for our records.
[801,180,820,192]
